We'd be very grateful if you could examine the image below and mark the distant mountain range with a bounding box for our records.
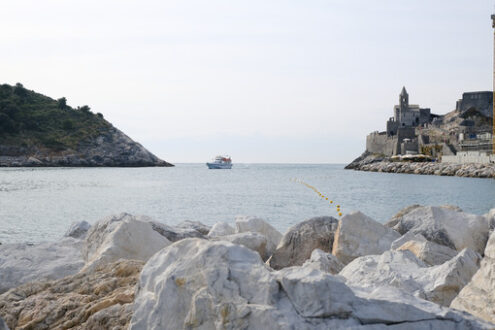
[0,83,173,167]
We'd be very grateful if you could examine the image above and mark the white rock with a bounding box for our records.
[340,248,480,306]
[332,211,400,264]
[301,249,344,274]
[207,222,235,238]
[451,231,495,324]
[386,204,422,229]
[131,238,285,330]
[83,213,171,270]
[175,220,211,235]
[213,232,269,261]
[64,220,91,238]
[275,266,355,318]
[0,316,8,330]
[268,216,339,270]
[235,216,282,257]
[385,206,489,254]
[485,230,495,259]
[0,238,84,293]
[397,239,458,266]
[485,208,495,230]
[149,221,204,242]
[391,231,427,250]
[130,238,491,329]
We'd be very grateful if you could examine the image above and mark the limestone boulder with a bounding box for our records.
[386,204,422,229]
[397,239,458,266]
[235,216,282,257]
[0,317,8,330]
[83,213,171,270]
[301,248,344,274]
[130,238,491,329]
[340,248,481,306]
[390,231,427,250]
[213,232,269,260]
[385,206,489,254]
[451,231,495,324]
[485,208,495,230]
[207,222,235,238]
[176,220,211,236]
[440,205,463,212]
[130,238,284,330]
[267,216,339,270]
[0,259,143,330]
[64,220,91,238]
[332,211,400,264]
[0,238,84,294]
[149,221,204,242]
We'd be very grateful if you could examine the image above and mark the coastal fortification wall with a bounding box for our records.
[366,132,397,156]
[442,151,495,164]
[456,91,493,118]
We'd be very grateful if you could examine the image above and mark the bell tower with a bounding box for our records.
[399,86,409,111]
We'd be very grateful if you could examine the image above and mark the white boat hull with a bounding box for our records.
[206,162,232,169]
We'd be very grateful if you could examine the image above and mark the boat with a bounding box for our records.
[206,155,232,169]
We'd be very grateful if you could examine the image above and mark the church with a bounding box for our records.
[386,87,431,136]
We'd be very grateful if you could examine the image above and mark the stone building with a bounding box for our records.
[364,87,493,160]
[455,91,493,118]
[367,87,433,156]
[386,87,431,136]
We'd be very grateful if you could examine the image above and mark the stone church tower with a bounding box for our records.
[399,86,409,112]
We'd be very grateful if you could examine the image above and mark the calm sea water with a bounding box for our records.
[1,164,494,244]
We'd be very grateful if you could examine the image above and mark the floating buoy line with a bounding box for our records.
[291,178,343,217]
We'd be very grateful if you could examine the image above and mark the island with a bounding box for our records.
[0,83,173,167]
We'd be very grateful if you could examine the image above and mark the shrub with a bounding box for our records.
[62,119,74,130]
[57,97,67,110]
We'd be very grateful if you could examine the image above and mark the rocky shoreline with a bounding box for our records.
[345,152,495,179]
[1,206,495,329]
[0,127,173,167]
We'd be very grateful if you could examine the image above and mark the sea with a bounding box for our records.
[1,163,494,244]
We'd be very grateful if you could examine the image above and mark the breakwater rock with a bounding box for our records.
[2,207,495,329]
[346,152,495,179]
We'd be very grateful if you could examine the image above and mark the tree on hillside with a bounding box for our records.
[0,113,17,134]
[13,83,27,97]
[62,119,74,130]
[79,105,91,112]
[57,97,67,110]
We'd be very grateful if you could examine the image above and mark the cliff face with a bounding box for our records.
[0,127,172,167]
[0,83,172,167]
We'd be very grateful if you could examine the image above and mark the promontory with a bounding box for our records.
[0,83,172,167]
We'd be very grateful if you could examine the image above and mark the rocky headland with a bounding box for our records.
[1,206,495,329]
[346,87,495,179]
[346,152,495,179]
[0,83,172,167]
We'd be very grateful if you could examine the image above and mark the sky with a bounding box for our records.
[0,0,493,163]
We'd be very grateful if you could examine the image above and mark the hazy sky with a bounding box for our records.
[1,1,493,163]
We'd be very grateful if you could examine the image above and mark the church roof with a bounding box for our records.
[400,86,408,96]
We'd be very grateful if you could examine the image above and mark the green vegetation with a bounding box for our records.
[0,83,111,151]
[420,144,442,157]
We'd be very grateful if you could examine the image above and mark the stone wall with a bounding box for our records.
[442,151,495,164]
[397,127,416,141]
[456,91,493,118]
[401,139,418,154]
[366,132,397,156]
[419,108,431,125]
[386,119,399,136]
